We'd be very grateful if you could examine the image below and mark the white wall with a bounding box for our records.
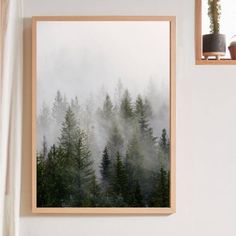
[20,0,236,235]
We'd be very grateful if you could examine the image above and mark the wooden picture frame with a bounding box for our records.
[195,0,236,65]
[32,16,176,214]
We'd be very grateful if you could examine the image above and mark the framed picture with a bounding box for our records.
[32,16,176,214]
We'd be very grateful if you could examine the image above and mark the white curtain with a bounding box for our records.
[0,0,23,235]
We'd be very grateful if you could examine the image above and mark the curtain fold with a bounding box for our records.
[0,0,23,235]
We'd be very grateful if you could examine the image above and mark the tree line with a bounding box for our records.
[37,86,170,207]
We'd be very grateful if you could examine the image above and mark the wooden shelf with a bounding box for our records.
[196,59,236,65]
[195,0,236,65]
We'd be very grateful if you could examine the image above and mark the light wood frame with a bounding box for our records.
[195,0,236,65]
[32,16,176,214]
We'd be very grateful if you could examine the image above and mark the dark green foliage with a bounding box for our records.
[112,152,128,204]
[159,129,169,153]
[61,108,94,207]
[135,95,157,142]
[85,174,102,207]
[133,181,144,207]
[150,167,170,207]
[37,88,170,208]
[59,107,79,156]
[100,146,111,183]
[135,95,149,134]
[37,145,69,207]
[37,107,94,207]
[37,153,46,207]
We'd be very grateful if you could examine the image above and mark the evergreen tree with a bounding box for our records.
[38,145,68,207]
[135,96,156,139]
[125,134,147,206]
[52,90,68,124]
[71,130,94,207]
[59,107,79,157]
[135,95,158,164]
[102,94,113,119]
[37,153,46,207]
[150,167,170,207]
[100,146,111,184]
[37,84,171,208]
[135,95,147,131]
[85,174,102,207]
[158,128,170,170]
[133,180,144,207]
[107,124,124,162]
[159,128,169,154]
[58,107,94,206]
[120,89,133,120]
[112,152,128,203]
[41,136,48,158]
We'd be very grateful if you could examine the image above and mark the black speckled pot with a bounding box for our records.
[203,34,226,55]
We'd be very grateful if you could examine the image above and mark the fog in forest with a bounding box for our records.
[36,21,170,207]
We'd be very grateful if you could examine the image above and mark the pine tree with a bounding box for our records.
[41,136,48,157]
[135,96,156,141]
[150,167,170,207]
[111,152,128,204]
[71,130,94,207]
[39,144,68,207]
[58,107,94,207]
[59,107,79,157]
[126,133,143,169]
[125,134,146,206]
[100,146,111,183]
[52,90,68,124]
[158,128,170,170]
[135,95,149,134]
[133,180,144,207]
[107,124,124,162]
[85,174,102,207]
[159,129,170,154]
[102,94,113,119]
[37,152,46,207]
[135,95,157,159]
[120,89,133,120]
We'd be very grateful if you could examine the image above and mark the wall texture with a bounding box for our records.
[20,0,236,235]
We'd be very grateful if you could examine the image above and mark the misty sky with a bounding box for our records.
[36,20,170,112]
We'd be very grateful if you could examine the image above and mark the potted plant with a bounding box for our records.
[228,35,236,60]
[203,0,226,60]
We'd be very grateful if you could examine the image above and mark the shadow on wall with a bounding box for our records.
[21,17,33,216]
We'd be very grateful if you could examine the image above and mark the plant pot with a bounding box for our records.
[203,34,226,60]
[228,42,236,60]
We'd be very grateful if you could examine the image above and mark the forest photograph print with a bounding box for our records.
[33,17,175,213]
